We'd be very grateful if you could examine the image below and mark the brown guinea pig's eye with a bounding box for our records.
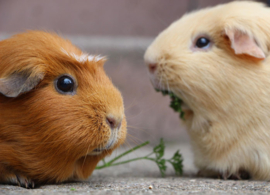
[196,37,210,49]
[56,75,75,94]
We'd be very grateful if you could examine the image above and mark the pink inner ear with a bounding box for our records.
[226,29,265,59]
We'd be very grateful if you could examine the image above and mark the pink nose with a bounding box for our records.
[148,63,157,73]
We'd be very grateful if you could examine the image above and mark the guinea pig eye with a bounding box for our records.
[55,75,75,94]
[195,37,210,49]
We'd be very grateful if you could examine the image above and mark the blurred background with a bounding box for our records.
[0,0,268,146]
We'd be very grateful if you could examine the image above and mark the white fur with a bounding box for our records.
[145,1,270,180]
[61,48,104,63]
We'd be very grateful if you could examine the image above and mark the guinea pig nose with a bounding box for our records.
[148,63,157,73]
[106,116,122,130]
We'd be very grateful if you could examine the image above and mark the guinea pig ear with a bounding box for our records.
[225,28,265,60]
[0,70,44,98]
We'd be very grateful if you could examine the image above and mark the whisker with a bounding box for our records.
[127,128,159,143]
[127,125,163,132]
[124,97,139,111]
[82,143,91,167]
[126,134,143,146]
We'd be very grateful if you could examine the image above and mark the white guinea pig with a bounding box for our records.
[145,1,270,180]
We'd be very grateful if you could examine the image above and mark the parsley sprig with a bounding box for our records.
[157,89,185,120]
[95,139,183,176]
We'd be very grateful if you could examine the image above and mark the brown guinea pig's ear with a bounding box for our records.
[0,70,44,97]
[225,28,265,60]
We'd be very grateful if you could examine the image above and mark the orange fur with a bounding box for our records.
[0,31,126,186]
[145,1,270,180]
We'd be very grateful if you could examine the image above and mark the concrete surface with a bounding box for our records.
[1,143,270,194]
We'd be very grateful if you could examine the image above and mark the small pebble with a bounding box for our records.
[149,185,153,189]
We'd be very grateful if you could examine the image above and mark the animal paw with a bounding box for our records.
[197,169,250,180]
[220,169,250,180]
[14,174,35,189]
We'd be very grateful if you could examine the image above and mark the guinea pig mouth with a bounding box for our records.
[150,78,167,91]
[88,140,116,155]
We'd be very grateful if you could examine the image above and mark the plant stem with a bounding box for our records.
[95,141,150,169]
[106,141,149,165]
[102,159,106,165]
[95,157,155,169]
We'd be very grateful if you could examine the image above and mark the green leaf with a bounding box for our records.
[162,90,169,96]
[153,138,165,160]
[156,159,167,177]
[156,90,185,120]
[180,111,185,120]
[70,188,76,191]
[167,150,183,176]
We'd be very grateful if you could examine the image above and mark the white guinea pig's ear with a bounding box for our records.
[225,28,265,60]
[0,70,44,97]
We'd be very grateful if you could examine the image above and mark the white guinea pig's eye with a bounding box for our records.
[195,37,211,49]
[55,75,75,95]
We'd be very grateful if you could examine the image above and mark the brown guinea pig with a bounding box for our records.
[145,1,270,180]
[0,31,126,188]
